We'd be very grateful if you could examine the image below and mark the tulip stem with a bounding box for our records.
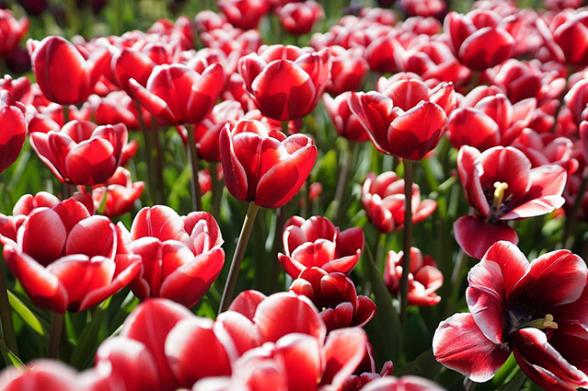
[0,263,17,355]
[135,100,156,203]
[562,167,588,249]
[186,124,202,211]
[219,202,261,313]
[62,104,70,124]
[333,141,357,224]
[210,162,223,221]
[152,128,165,203]
[399,159,414,323]
[48,313,63,359]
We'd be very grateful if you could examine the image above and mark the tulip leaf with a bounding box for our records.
[70,307,107,369]
[7,290,46,337]
[0,337,23,368]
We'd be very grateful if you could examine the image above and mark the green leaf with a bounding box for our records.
[70,308,107,369]
[8,290,47,336]
[0,337,23,368]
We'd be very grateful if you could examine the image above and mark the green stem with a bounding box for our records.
[399,159,414,322]
[210,162,223,221]
[62,105,70,124]
[48,312,64,359]
[186,125,202,211]
[445,250,469,316]
[0,263,17,355]
[135,101,155,203]
[562,167,588,249]
[218,202,261,313]
[152,128,165,204]
[333,141,357,223]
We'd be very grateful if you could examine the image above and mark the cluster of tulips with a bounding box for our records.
[0,0,587,389]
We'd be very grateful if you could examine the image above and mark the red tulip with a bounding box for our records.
[218,0,270,30]
[278,215,364,278]
[193,100,244,162]
[348,88,449,160]
[512,129,578,174]
[434,241,588,389]
[343,345,394,391]
[455,145,566,258]
[0,91,27,174]
[325,46,369,95]
[538,10,588,66]
[0,10,28,56]
[219,120,317,208]
[128,63,226,125]
[448,86,536,151]
[200,26,261,58]
[360,8,397,26]
[87,167,144,218]
[195,10,227,32]
[110,46,158,93]
[127,205,224,307]
[290,267,376,330]
[0,198,140,312]
[445,10,515,70]
[384,247,443,306]
[28,36,109,105]
[324,92,369,143]
[361,376,444,391]
[401,0,445,17]
[238,45,331,121]
[362,172,437,233]
[30,120,129,186]
[89,91,152,130]
[364,32,402,74]
[564,78,588,126]
[0,75,32,104]
[277,1,324,36]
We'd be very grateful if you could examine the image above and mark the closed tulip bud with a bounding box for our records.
[277,1,324,36]
[220,120,317,208]
[324,92,370,142]
[218,0,270,30]
[0,91,27,174]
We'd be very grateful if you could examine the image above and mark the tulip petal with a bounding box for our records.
[321,328,367,389]
[228,290,267,321]
[20,208,66,266]
[131,206,189,243]
[65,216,116,259]
[453,216,518,260]
[274,333,322,391]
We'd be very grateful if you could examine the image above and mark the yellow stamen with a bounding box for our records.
[526,314,559,330]
[493,182,509,208]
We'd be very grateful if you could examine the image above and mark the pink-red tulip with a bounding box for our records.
[362,172,437,233]
[538,10,588,65]
[0,91,27,174]
[238,45,331,121]
[290,267,376,330]
[0,10,28,56]
[126,205,224,307]
[218,0,270,30]
[86,167,144,218]
[401,0,446,17]
[361,376,444,391]
[445,10,515,70]
[128,63,226,125]
[325,46,369,95]
[278,215,364,278]
[277,1,324,36]
[28,36,109,105]
[0,198,140,312]
[324,92,370,143]
[193,100,244,162]
[384,247,443,306]
[512,129,578,174]
[434,241,588,389]
[30,120,129,186]
[219,120,317,208]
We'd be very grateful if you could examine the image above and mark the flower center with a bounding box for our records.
[522,314,558,331]
[493,181,509,209]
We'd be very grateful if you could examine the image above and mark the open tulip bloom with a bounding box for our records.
[2,2,588,391]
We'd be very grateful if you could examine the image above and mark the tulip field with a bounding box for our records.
[0,0,588,389]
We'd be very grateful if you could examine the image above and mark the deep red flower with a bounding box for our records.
[0,91,27,174]
[384,247,443,307]
[278,215,364,279]
[128,63,226,125]
[445,10,515,70]
[0,10,28,56]
[325,46,369,95]
[86,167,144,218]
[455,145,566,258]
[324,92,370,143]
[219,120,317,208]
[434,241,588,389]
[30,120,129,186]
[193,100,244,162]
[218,0,270,30]
[361,376,444,391]
[28,36,109,105]
[290,267,376,330]
[364,31,402,74]
[110,46,159,93]
[238,44,331,121]
[0,198,140,312]
[362,172,437,233]
[126,205,224,308]
[277,1,324,36]
[349,86,450,160]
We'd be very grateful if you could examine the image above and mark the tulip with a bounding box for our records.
[0,10,28,56]
[343,345,394,391]
[0,75,32,104]
[276,1,324,36]
[454,145,567,258]
[364,32,402,74]
[127,205,224,308]
[434,241,588,389]
[0,198,140,313]
[87,167,144,218]
[195,10,227,32]
[384,247,443,306]
[400,0,445,17]
[512,129,578,174]
[218,0,270,30]
[361,172,437,233]
[30,120,129,186]
[445,10,515,70]
[325,46,369,95]
[200,26,261,58]
[0,91,27,174]
[110,46,158,94]
[448,86,537,151]
[538,10,588,66]
[29,36,109,105]
[348,89,449,160]
[361,376,445,391]
[220,120,317,209]
[278,215,364,278]
[238,44,331,121]
[290,267,376,330]
[90,91,152,130]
